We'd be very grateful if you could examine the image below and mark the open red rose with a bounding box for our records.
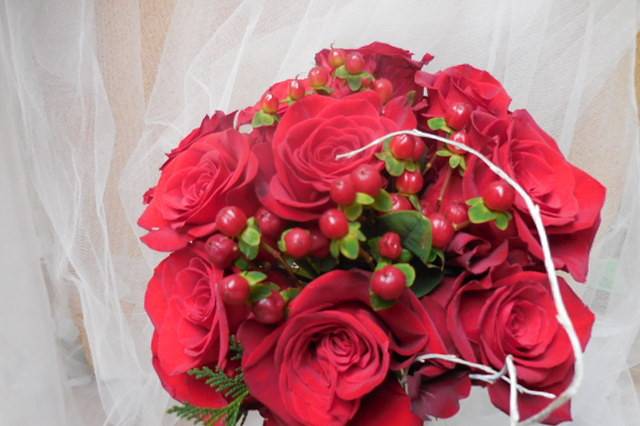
[139,128,259,251]
[315,42,430,99]
[463,110,606,281]
[254,91,416,221]
[426,266,595,424]
[145,245,249,407]
[238,269,446,425]
[416,64,512,123]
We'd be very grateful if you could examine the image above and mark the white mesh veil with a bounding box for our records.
[1,0,639,424]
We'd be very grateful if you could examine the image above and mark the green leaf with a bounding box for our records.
[408,194,422,211]
[234,257,250,270]
[241,271,267,285]
[330,239,341,258]
[284,256,315,279]
[370,292,396,311]
[393,263,416,287]
[372,189,393,212]
[377,211,432,265]
[449,154,461,169]
[314,86,334,95]
[238,239,259,260]
[334,65,349,79]
[427,117,453,133]
[384,154,405,177]
[411,263,445,297]
[436,149,453,158]
[399,248,413,263]
[404,161,418,172]
[249,283,274,303]
[494,211,512,230]
[346,75,363,91]
[343,202,363,221]
[308,256,338,274]
[280,287,300,302]
[467,198,498,224]
[367,237,382,262]
[277,229,290,252]
[251,110,276,128]
[356,192,375,205]
[240,225,261,247]
[340,235,359,260]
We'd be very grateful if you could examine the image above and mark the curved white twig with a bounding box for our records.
[338,129,584,425]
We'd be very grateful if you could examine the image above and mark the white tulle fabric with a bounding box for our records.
[1,0,638,425]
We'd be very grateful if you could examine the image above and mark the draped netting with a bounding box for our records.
[1,0,639,424]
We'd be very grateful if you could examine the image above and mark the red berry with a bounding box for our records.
[429,213,454,249]
[371,265,406,300]
[396,171,424,194]
[308,66,329,88]
[412,139,426,161]
[390,193,413,211]
[221,274,250,305]
[330,175,357,205]
[482,180,515,211]
[288,79,305,100]
[284,228,311,258]
[444,202,469,229]
[309,228,330,258]
[390,134,415,160]
[351,164,383,196]
[253,291,286,324]
[446,102,472,129]
[373,78,393,103]
[328,48,346,68]
[205,234,239,268]
[261,92,279,114]
[215,206,247,237]
[256,207,285,238]
[379,232,403,260]
[449,130,467,154]
[319,209,349,239]
[345,52,365,74]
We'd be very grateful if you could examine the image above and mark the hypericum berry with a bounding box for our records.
[284,228,312,258]
[260,92,279,114]
[429,213,455,249]
[308,66,329,88]
[328,48,346,68]
[205,234,240,268]
[412,139,426,161]
[446,101,472,129]
[319,209,349,239]
[288,79,305,101]
[330,175,357,205]
[351,164,383,196]
[390,193,413,211]
[373,78,393,103]
[309,228,330,258]
[253,291,286,324]
[390,134,415,160]
[215,206,247,237]
[449,130,467,154]
[371,265,406,300]
[379,232,403,260]
[444,202,469,229]
[482,180,515,211]
[221,274,250,305]
[345,52,365,74]
[396,171,424,194]
[256,207,285,239]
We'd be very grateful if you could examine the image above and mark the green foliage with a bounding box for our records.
[376,211,432,265]
[239,218,261,260]
[241,271,267,285]
[371,189,393,212]
[355,192,375,206]
[343,202,363,221]
[249,282,279,303]
[333,65,374,92]
[427,117,453,133]
[251,110,276,128]
[393,263,416,287]
[168,367,249,426]
[370,291,396,311]
[466,197,512,230]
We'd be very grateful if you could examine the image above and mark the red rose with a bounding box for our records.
[315,42,430,99]
[238,270,447,425]
[417,64,512,121]
[139,128,258,251]
[145,245,248,407]
[426,266,595,424]
[254,91,416,221]
[464,110,606,281]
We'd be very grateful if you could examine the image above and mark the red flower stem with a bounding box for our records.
[259,241,303,286]
[359,247,375,268]
[437,166,453,209]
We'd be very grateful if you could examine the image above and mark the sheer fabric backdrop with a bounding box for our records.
[1,0,639,424]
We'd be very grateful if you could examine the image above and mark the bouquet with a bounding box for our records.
[140,42,605,425]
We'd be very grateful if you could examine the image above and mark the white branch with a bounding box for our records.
[339,129,584,425]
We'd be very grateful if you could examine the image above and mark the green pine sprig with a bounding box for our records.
[167,366,249,426]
